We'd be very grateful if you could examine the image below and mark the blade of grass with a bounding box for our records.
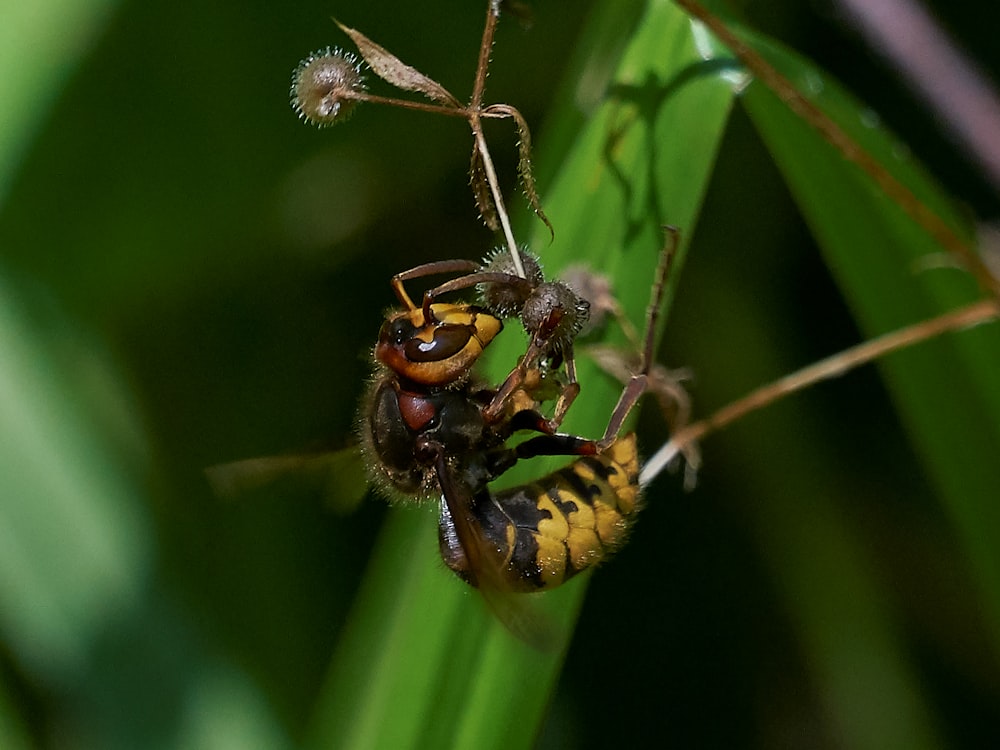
[0,3,300,746]
[665,19,998,748]
[0,276,295,750]
[0,275,152,684]
[307,1,738,747]
[0,677,30,750]
[0,0,118,202]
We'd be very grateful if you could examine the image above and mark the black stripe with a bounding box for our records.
[557,463,604,505]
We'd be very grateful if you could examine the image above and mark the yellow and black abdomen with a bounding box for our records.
[441,434,642,592]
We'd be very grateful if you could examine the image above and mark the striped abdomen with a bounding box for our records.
[440,434,641,592]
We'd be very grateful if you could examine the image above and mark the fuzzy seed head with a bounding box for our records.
[291,47,366,127]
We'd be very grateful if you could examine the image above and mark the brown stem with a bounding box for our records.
[467,1,525,277]
[639,298,1000,485]
[471,2,499,111]
[349,91,469,118]
[473,129,524,276]
[347,92,519,121]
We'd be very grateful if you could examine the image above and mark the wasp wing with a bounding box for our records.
[205,445,369,514]
[431,448,558,650]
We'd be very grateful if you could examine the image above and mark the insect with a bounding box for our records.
[359,240,672,608]
[205,242,658,646]
[386,244,591,430]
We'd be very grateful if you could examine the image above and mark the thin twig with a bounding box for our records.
[471,1,498,109]
[639,298,1000,486]
[474,129,524,275]
[467,1,526,278]
[348,91,470,118]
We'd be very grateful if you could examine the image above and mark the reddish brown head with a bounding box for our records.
[375,303,502,386]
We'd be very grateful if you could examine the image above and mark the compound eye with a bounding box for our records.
[403,323,474,363]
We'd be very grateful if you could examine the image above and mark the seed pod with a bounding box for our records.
[290,47,366,127]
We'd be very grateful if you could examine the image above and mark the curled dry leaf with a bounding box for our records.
[486,103,553,239]
[470,143,500,231]
[335,19,463,108]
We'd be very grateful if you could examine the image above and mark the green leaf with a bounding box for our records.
[0,675,30,750]
[0,275,152,684]
[0,0,118,201]
[742,27,1000,648]
[693,25,1000,750]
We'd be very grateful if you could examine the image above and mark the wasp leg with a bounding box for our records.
[485,432,601,482]
[510,433,598,460]
[504,406,557,435]
[390,258,481,310]
[545,346,580,431]
[600,374,650,447]
[491,344,580,432]
[482,343,543,425]
[483,307,582,429]
[476,418,599,488]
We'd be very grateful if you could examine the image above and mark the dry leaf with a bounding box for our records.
[335,19,462,108]
[486,104,553,239]
[470,143,500,231]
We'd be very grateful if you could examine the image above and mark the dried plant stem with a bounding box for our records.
[674,0,1000,299]
[346,92,523,122]
[471,1,498,108]
[639,298,1000,486]
[348,92,471,118]
[473,129,523,274]
[469,1,526,278]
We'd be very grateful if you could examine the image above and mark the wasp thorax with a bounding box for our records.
[291,48,366,127]
[522,281,590,352]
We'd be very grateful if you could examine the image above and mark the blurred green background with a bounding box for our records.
[1,0,999,747]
